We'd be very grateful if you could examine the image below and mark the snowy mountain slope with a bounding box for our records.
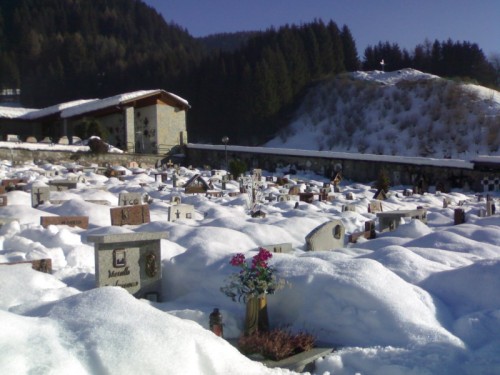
[265,69,500,159]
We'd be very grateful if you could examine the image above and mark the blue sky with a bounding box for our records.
[143,0,499,58]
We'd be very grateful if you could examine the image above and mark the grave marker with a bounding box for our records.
[377,208,427,232]
[48,180,78,191]
[168,204,195,222]
[31,186,51,207]
[110,205,150,226]
[40,216,89,229]
[0,195,7,206]
[171,196,181,205]
[342,204,356,212]
[454,208,465,225]
[299,192,314,203]
[487,201,496,216]
[305,219,345,251]
[118,192,145,206]
[368,200,383,213]
[86,232,167,300]
[443,197,451,208]
[373,189,387,201]
[264,243,293,254]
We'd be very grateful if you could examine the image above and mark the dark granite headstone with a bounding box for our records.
[454,208,465,225]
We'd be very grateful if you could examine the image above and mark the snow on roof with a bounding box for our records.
[189,143,475,169]
[351,68,439,85]
[61,90,159,118]
[0,89,189,121]
[0,106,38,119]
[61,89,189,118]
[24,99,98,120]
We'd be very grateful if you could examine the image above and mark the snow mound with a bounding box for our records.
[351,68,439,85]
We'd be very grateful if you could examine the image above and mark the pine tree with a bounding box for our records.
[340,25,360,71]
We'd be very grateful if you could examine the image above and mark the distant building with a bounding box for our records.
[0,88,22,107]
[0,89,190,154]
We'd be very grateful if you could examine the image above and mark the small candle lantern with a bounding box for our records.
[209,308,223,337]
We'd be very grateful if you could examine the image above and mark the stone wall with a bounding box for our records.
[0,147,167,168]
[185,146,489,191]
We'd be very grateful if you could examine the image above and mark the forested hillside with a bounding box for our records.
[0,0,203,106]
[184,22,360,144]
[0,0,498,148]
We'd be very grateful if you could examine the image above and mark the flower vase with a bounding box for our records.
[244,295,269,336]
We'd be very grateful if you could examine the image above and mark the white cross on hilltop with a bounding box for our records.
[380,59,385,72]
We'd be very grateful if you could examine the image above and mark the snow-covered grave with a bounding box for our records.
[1,160,500,374]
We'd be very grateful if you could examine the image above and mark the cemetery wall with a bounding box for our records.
[0,147,166,167]
[185,146,491,190]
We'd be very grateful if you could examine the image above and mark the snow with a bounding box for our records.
[189,143,475,169]
[1,161,500,374]
[351,68,439,85]
[264,69,500,160]
[0,89,190,121]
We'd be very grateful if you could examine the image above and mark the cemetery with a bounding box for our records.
[1,157,500,374]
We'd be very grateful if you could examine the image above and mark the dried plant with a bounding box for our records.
[238,327,316,361]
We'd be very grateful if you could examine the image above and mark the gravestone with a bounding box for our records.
[299,192,314,203]
[86,232,167,301]
[288,186,300,195]
[168,204,195,222]
[345,192,354,200]
[32,186,51,207]
[48,180,78,191]
[251,209,266,218]
[365,221,376,239]
[454,208,465,225]
[110,205,150,226]
[2,178,26,191]
[368,201,383,213]
[171,195,181,205]
[443,197,452,208]
[348,221,376,244]
[263,243,293,254]
[373,189,387,201]
[377,208,427,232]
[305,219,345,251]
[0,258,52,274]
[342,204,356,212]
[118,192,145,206]
[40,216,89,229]
[184,174,211,193]
[403,189,413,197]
[487,201,496,216]
[253,169,262,180]
[0,195,7,206]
